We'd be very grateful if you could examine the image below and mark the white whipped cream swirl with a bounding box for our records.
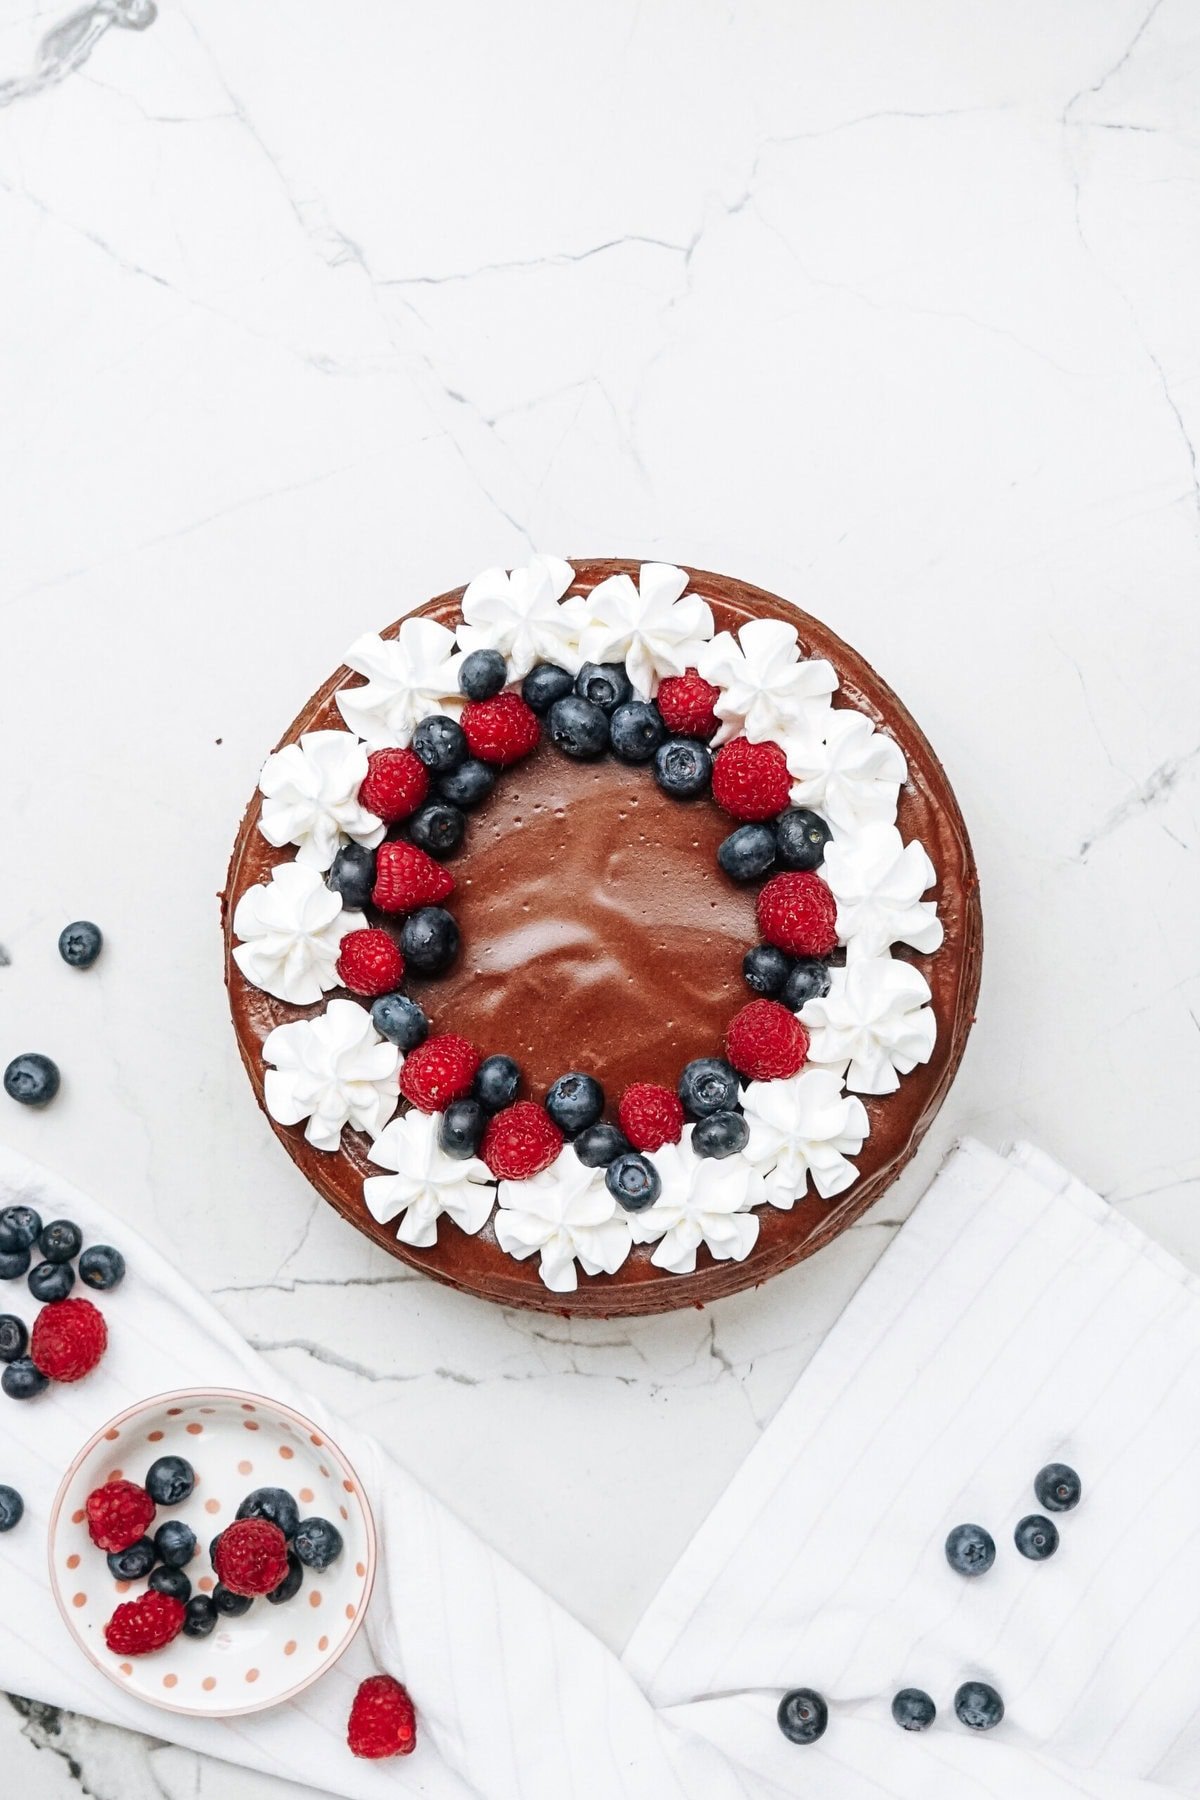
[363,1109,494,1248]
[822,823,943,962]
[701,617,837,746]
[262,999,400,1152]
[336,617,464,748]
[257,730,385,871]
[577,563,714,696]
[785,708,906,835]
[630,1129,764,1273]
[741,1068,870,1203]
[455,554,584,679]
[494,1152,633,1293]
[801,956,936,1095]
[232,862,363,1005]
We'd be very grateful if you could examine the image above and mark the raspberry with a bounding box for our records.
[711,737,792,821]
[399,1034,480,1112]
[212,1517,290,1596]
[29,1297,107,1382]
[656,668,720,739]
[618,1083,684,1152]
[726,999,809,1081]
[461,691,540,766]
[371,840,455,914]
[86,1478,155,1552]
[358,747,429,823]
[347,1673,417,1759]
[481,1101,563,1179]
[337,928,405,997]
[104,1590,185,1656]
[756,870,838,957]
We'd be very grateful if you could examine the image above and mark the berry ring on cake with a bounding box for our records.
[223,559,981,1316]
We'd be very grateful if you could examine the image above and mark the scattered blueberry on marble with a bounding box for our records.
[742,943,792,997]
[154,1520,198,1567]
[28,1260,73,1303]
[548,693,610,759]
[212,1583,253,1617]
[781,959,832,1011]
[1034,1462,1082,1513]
[777,1688,828,1745]
[400,906,460,973]
[605,1152,661,1212]
[37,1219,82,1264]
[572,1122,631,1168]
[58,921,103,968]
[371,992,429,1052]
[412,714,468,774]
[609,700,667,764]
[267,1551,305,1605]
[457,647,507,701]
[437,757,495,810]
[237,1486,301,1539]
[718,823,776,882]
[0,1248,31,1282]
[473,1054,522,1113]
[0,1206,42,1252]
[775,808,832,872]
[183,1594,218,1638]
[678,1057,740,1119]
[944,1523,996,1577]
[146,1455,195,1507]
[545,1072,605,1136]
[439,1099,486,1160]
[521,662,575,715]
[292,1516,344,1571]
[954,1681,1004,1731]
[0,1315,29,1362]
[149,1566,193,1603]
[4,1054,61,1108]
[0,1484,24,1532]
[1014,1513,1059,1561]
[326,843,377,911]
[107,1538,157,1581]
[79,1245,125,1291]
[653,739,712,800]
[891,1688,936,1731]
[1,1359,48,1401]
[575,661,632,715]
[692,1112,749,1159]
[408,800,466,858]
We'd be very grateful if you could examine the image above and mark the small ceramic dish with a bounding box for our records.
[49,1387,376,1718]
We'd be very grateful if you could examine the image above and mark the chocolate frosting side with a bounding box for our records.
[222,562,983,1318]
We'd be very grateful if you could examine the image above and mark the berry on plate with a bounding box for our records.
[155,1520,198,1567]
[293,1515,344,1571]
[756,870,838,958]
[104,1590,185,1656]
[78,1245,125,1291]
[358,747,429,822]
[348,1673,418,1759]
[371,841,455,914]
[266,1551,304,1605]
[149,1566,192,1604]
[58,920,103,968]
[711,738,791,821]
[4,1053,61,1107]
[618,1083,684,1152]
[776,1687,828,1745]
[481,1102,563,1179]
[725,1000,809,1081]
[0,1484,23,1532]
[656,668,720,739]
[461,692,540,766]
[86,1479,156,1553]
[235,1486,301,1538]
[336,928,405,997]
[30,1297,108,1381]
[400,1034,480,1112]
[213,1517,291,1596]
[145,1455,194,1507]
[183,1594,217,1638]
[107,1537,157,1581]
[212,1583,253,1616]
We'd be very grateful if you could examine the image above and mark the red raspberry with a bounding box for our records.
[726,999,809,1081]
[337,928,405,997]
[213,1517,291,1596]
[358,747,429,822]
[618,1083,684,1152]
[399,1033,480,1112]
[348,1673,417,1759]
[756,870,838,957]
[711,737,792,821]
[461,692,540,766]
[656,668,720,739]
[482,1101,563,1179]
[371,840,455,914]
[30,1297,107,1382]
[104,1590,185,1656]
[86,1478,156,1552]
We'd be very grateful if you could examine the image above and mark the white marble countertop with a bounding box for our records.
[2,1,1198,1793]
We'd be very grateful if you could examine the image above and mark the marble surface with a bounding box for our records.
[1,0,1198,1792]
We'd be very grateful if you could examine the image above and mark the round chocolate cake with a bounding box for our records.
[223,559,981,1316]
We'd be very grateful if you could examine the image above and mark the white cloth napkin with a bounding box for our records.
[1,1139,1197,1800]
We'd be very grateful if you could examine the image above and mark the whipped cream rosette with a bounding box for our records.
[363,1109,494,1248]
[262,1000,400,1152]
[741,1069,870,1204]
[632,1130,765,1273]
[494,1154,633,1294]
[232,862,363,1006]
[702,616,837,746]
[454,554,584,679]
[801,957,936,1095]
[576,562,714,696]
[257,730,384,871]
[336,617,464,748]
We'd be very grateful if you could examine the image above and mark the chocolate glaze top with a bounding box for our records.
[223,561,983,1317]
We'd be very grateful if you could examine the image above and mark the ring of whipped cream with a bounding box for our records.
[233,558,943,1294]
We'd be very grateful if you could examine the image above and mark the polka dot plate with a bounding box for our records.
[48,1387,377,1718]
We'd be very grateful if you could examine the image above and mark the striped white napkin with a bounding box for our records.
[0,1138,1196,1799]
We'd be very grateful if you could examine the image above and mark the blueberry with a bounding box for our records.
[522,662,575,715]
[776,1688,828,1745]
[208,1533,223,1565]
[439,1099,486,1160]
[473,1055,521,1113]
[58,921,103,967]
[0,1248,31,1281]
[149,1565,192,1603]
[437,758,496,810]
[79,1245,125,1291]
[107,1537,157,1580]
[605,1152,661,1212]
[573,1122,631,1168]
[954,1681,1004,1731]
[327,843,377,911]
[145,1455,195,1507]
[945,1523,996,1577]
[548,694,610,759]
[0,1206,42,1252]
[37,1219,82,1264]
[575,661,632,715]
[775,808,832,871]
[408,801,466,858]
[1014,1513,1059,1560]
[371,992,429,1052]
[182,1594,217,1638]
[692,1112,749,1159]
[267,1550,304,1604]
[458,648,507,700]
[545,1072,605,1136]
[28,1261,74,1303]
[400,906,459,974]
[412,714,468,774]
[892,1688,936,1731]
[677,1058,740,1119]
[2,1358,48,1400]
[237,1486,300,1539]
[743,944,792,997]
[212,1583,253,1617]
[154,1520,197,1567]
[609,701,666,764]
[653,739,712,800]
[717,824,776,881]
[292,1516,344,1571]
[0,1315,29,1362]
[0,1484,24,1532]
[4,1054,60,1107]
[781,960,831,1011]
[1034,1462,1081,1513]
